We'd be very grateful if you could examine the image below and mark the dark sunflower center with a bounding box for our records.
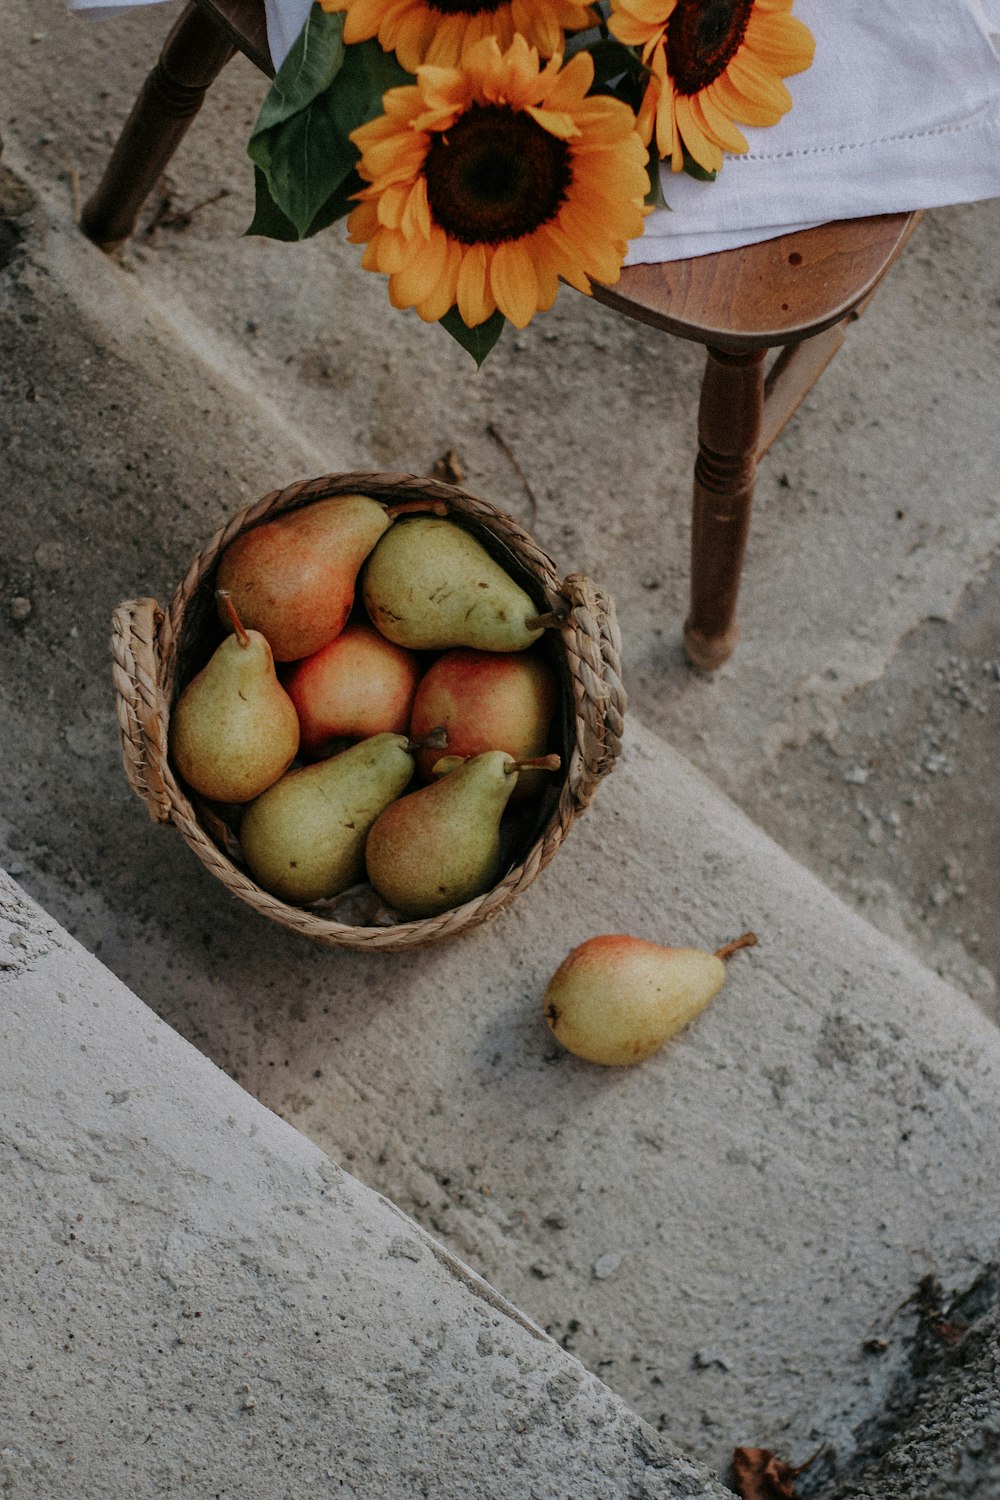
[428,0,507,13]
[423,104,572,246]
[666,0,755,95]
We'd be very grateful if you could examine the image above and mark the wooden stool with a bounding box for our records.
[79,0,921,668]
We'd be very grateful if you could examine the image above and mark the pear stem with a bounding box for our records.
[505,753,562,775]
[384,499,450,519]
[405,725,448,753]
[524,608,567,633]
[714,931,758,961]
[216,589,250,648]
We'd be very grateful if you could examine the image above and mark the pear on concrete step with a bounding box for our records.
[239,732,419,904]
[543,934,741,1066]
[168,592,299,804]
[362,517,545,653]
[216,493,392,662]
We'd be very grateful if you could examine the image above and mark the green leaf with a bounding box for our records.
[329,37,412,139]
[256,88,358,236]
[246,165,300,240]
[245,164,361,240]
[645,165,669,211]
[308,167,365,232]
[439,307,506,366]
[251,9,346,135]
[585,38,646,110]
[248,9,352,236]
[247,22,413,240]
[681,148,718,183]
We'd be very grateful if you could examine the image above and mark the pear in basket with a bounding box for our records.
[409,647,557,801]
[362,517,546,653]
[169,592,299,804]
[216,493,393,662]
[366,750,560,919]
[284,622,422,759]
[239,731,444,905]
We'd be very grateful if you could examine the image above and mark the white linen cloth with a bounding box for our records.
[69,0,1000,262]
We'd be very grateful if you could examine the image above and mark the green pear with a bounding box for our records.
[543,933,756,1066]
[216,493,393,662]
[239,731,421,904]
[168,592,299,804]
[362,518,545,653]
[365,750,559,918]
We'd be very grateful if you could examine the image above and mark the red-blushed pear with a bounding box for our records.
[366,750,561,919]
[543,932,758,1066]
[216,494,445,663]
[284,623,423,759]
[408,648,557,801]
[168,591,300,804]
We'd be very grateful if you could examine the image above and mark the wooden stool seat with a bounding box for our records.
[592,212,920,665]
[79,0,921,668]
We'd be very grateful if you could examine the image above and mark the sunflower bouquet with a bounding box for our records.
[248,0,814,359]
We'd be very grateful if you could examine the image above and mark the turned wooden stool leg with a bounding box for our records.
[683,345,767,670]
[80,1,237,251]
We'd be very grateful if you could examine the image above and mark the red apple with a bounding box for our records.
[408,648,557,800]
[284,622,422,758]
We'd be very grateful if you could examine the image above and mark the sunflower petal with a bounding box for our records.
[390,225,449,307]
[727,52,793,117]
[746,12,815,72]
[393,6,442,71]
[708,70,782,129]
[417,235,464,322]
[490,239,539,328]
[695,87,749,156]
[455,243,496,326]
[540,49,594,110]
[674,93,724,174]
[525,104,582,140]
[614,0,676,23]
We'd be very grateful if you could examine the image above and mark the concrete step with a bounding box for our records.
[0,869,733,1499]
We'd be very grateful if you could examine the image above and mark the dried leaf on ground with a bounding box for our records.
[732,1446,816,1500]
[430,449,464,484]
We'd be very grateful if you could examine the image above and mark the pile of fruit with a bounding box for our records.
[167,492,563,920]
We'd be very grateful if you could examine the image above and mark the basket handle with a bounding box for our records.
[557,574,627,810]
[111,598,174,825]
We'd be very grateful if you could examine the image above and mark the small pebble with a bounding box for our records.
[592,1252,622,1280]
[387,1235,422,1262]
[693,1347,732,1371]
[9,596,31,622]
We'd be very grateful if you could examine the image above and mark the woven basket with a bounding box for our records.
[111,471,626,950]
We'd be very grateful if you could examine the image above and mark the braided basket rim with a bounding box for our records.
[114,471,626,950]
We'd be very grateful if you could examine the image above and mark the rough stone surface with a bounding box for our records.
[0,870,732,1500]
[818,1272,1000,1500]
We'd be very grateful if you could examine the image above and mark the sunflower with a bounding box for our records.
[346,35,651,329]
[318,0,595,73]
[608,0,814,174]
